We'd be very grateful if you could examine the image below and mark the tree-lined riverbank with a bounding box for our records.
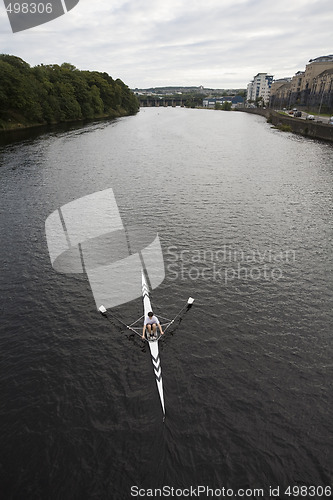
[0,55,139,131]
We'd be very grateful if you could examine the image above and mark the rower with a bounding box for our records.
[142,311,164,340]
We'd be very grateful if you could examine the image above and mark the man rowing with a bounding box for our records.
[142,311,164,340]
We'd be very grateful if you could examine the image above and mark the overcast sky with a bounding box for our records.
[0,0,332,89]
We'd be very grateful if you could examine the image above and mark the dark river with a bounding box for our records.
[0,108,332,499]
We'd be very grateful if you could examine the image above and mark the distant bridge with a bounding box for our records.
[139,97,186,107]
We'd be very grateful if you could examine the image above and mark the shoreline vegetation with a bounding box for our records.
[0,55,139,133]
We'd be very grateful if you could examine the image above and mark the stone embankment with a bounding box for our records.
[240,108,333,143]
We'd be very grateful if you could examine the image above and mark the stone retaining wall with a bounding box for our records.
[239,108,333,143]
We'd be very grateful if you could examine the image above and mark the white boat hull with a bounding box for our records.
[142,271,165,416]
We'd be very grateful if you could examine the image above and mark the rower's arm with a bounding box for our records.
[158,323,164,334]
[142,325,146,339]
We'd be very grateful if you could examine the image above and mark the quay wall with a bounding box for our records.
[239,108,333,143]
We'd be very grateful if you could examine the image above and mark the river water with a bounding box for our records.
[0,108,332,499]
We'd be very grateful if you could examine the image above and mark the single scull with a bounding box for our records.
[141,270,166,417]
[99,271,194,420]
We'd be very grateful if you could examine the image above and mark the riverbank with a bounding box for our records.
[239,108,333,143]
[0,109,140,147]
[0,108,136,133]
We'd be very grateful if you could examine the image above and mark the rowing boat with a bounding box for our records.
[141,270,165,417]
[46,189,194,419]
[99,271,194,420]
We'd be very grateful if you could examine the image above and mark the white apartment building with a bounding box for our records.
[247,73,274,104]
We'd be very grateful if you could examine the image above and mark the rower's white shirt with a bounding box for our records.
[144,315,159,325]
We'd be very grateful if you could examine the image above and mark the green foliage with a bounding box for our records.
[214,101,232,111]
[222,101,232,111]
[185,96,202,108]
[275,123,292,132]
[0,54,139,129]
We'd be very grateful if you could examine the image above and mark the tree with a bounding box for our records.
[222,101,232,111]
[0,54,139,128]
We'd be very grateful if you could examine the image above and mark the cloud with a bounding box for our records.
[0,0,332,88]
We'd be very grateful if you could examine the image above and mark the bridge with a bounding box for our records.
[138,97,186,107]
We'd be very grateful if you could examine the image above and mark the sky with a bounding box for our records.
[0,0,332,89]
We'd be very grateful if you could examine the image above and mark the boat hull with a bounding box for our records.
[142,271,165,416]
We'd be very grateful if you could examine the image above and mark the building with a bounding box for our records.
[202,96,244,108]
[269,78,292,109]
[300,55,333,108]
[300,56,333,92]
[290,71,305,105]
[269,55,333,111]
[309,68,333,112]
[246,73,274,105]
[270,78,291,94]
[269,71,306,109]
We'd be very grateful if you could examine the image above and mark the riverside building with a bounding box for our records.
[269,55,333,112]
[246,73,274,106]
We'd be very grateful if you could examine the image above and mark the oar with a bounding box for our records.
[98,305,144,339]
[163,297,195,334]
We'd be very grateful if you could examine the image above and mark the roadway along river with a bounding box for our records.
[0,107,332,499]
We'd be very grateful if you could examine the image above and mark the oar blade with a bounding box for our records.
[98,305,107,315]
